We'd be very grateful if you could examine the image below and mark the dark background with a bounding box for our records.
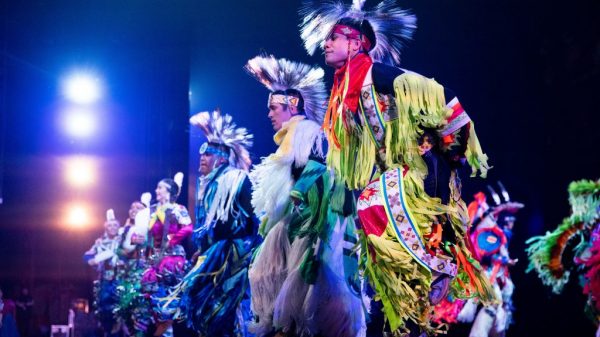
[1,0,599,336]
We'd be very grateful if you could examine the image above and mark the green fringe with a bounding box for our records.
[525,216,583,293]
[360,229,435,335]
[291,161,357,284]
[526,179,599,294]
[327,71,492,189]
[327,114,376,190]
[326,70,496,332]
[394,72,450,128]
[569,179,600,197]
[387,73,450,184]
[358,175,454,335]
[568,179,600,224]
[465,121,491,178]
[451,242,497,305]
[330,179,348,214]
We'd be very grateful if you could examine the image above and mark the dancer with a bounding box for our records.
[434,183,523,337]
[169,110,258,337]
[139,173,192,337]
[84,209,122,337]
[299,1,494,335]
[246,55,365,337]
[114,194,151,337]
[527,179,600,336]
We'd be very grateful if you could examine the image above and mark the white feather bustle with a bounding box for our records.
[248,116,327,335]
[248,220,292,336]
[249,159,294,235]
[272,236,311,333]
[291,119,324,168]
[250,117,324,234]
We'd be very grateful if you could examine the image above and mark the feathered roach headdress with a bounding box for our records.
[299,0,417,65]
[189,110,253,171]
[245,54,327,124]
[467,181,524,227]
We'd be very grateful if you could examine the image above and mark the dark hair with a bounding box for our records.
[160,178,180,202]
[272,89,305,113]
[336,17,377,52]
[418,129,441,150]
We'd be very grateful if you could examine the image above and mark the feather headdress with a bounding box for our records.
[106,209,116,222]
[299,0,417,65]
[189,110,253,171]
[245,54,327,124]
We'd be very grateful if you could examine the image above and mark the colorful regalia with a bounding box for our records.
[166,110,259,337]
[245,55,365,337]
[114,194,152,337]
[433,183,523,337]
[527,179,600,335]
[84,209,123,337]
[299,1,495,335]
[138,173,192,337]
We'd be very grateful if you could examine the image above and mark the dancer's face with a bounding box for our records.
[418,135,434,155]
[199,153,223,176]
[268,102,293,131]
[155,182,171,203]
[105,220,119,237]
[324,33,360,69]
[128,201,145,220]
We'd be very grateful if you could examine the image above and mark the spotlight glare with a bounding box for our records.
[63,73,102,104]
[65,203,92,229]
[63,109,96,138]
[64,156,97,188]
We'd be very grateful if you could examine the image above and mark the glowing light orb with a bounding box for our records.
[62,109,96,138]
[65,203,92,229]
[64,156,97,188]
[63,73,102,104]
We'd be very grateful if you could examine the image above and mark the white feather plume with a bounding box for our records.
[299,0,417,65]
[351,0,366,11]
[245,54,327,124]
[173,172,184,188]
[190,110,253,171]
[106,209,115,222]
[141,192,152,207]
